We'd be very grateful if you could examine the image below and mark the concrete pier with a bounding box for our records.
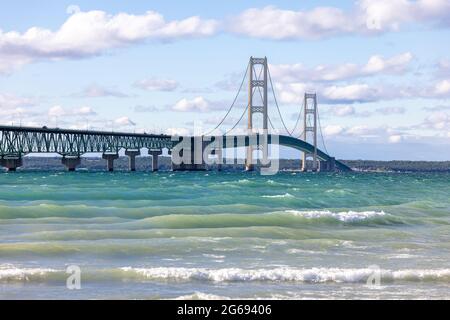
[148,149,162,172]
[61,156,81,171]
[102,153,119,172]
[0,156,23,171]
[125,149,140,171]
[172,148,206,171]
[319,157,335,172]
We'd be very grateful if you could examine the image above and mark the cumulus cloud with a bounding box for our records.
[172,96,209,112]
[73,106,97,116]
[134,78,179,91]
[0,9,218,74]
[331,105,355,117]
[388,134,403,143]
[434,79,450,95]
[48,105,66,117]
[323,125,345,136]
[229,1,450,40]
[114,116,136,126]
[0,93,35,110]
[422,111,450,130]
[375,106,406,114]
[270,52,413,82]
[48,105,97,118]
[134,105,161,113]
[73,84,129,98]
[165,127,191,136]
[171,96,229,112]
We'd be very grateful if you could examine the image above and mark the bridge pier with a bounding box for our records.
[0,156,23,172]
[125,149,140,171]
[61,156,81,171]
[102,153,119,172]
[319,157,335,172]
[171,145,207,171]
[214,148,223,171]
[148,149,162,172]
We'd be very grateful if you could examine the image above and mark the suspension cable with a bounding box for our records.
[225,104,249,135]
[203,62,250,136]
[316,97,329,154]
[289,99,304,137]
[267,65,293,136]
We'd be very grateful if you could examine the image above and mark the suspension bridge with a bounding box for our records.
[0,57,351,173]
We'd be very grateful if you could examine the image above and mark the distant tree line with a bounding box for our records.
[341,160,450,172]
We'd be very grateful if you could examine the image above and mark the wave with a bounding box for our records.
[118,267,450,283]
[283,210,386,222]
[2,265,449,284]
[261,193,294,198]
[0,265,58,282]
[173,292,230,300]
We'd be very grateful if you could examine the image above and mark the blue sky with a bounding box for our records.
[0,0,449,160]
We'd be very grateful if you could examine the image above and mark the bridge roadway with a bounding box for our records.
[0,125,351,172]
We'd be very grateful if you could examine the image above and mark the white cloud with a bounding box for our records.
[172,96,216,112]
[362,52,413,74]
[332,105,355,117]
[48,105,66,117]
[323,125,345,136]
[388,134,403,143]
[423,111,450,130]
[0,9,218,74]
[322,84,380,103]
[134,105,160,113]
[434,80,450,95]
[165,127,191,136]
[74,84,129,98]
[48,105,97,118]
[134,78,179,91]
[74,106,97,116]
[114,116,136,126]
[0,93,35,110]
[376,106,406,114]
[270,52,413,82]
[229,1,450,40]
[228,6,354,40]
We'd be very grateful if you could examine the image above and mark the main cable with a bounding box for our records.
[203,62,250,136]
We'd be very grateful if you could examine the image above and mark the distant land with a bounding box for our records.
[1,157,449,172]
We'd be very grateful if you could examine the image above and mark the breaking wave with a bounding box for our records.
[2,264,450,284]
[283,210,386,222]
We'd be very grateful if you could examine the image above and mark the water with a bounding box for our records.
[0,171,449,299]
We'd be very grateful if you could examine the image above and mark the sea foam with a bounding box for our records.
[119,267,450,283]
[283,210,386,222]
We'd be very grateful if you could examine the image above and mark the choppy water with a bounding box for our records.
[0,171,449,299]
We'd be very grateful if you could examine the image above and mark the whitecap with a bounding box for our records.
[0,265,58,281]
[119,266,450,283]
[262,193,294,198]
[284,210,386,222]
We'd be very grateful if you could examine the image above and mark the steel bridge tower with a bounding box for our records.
[246,57,268,171]
[301,93,318,171]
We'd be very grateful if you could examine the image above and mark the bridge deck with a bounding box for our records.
[0,125,351,171]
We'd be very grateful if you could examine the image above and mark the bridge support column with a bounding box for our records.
[318,157,335,172]
[125,149,140,171]
[1,156,23,172]
[62,156,81,171]
[172,139,207,171]
[102,153,119,172]
[148,149,162,172]
[216,148,223,171]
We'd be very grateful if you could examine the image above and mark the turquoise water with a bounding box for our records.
[0,171,449,299]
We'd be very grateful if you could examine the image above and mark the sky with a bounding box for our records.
[0,0,449,160]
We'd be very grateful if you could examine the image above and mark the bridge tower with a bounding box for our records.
[301,93,318,171]
[246,57,268,171]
